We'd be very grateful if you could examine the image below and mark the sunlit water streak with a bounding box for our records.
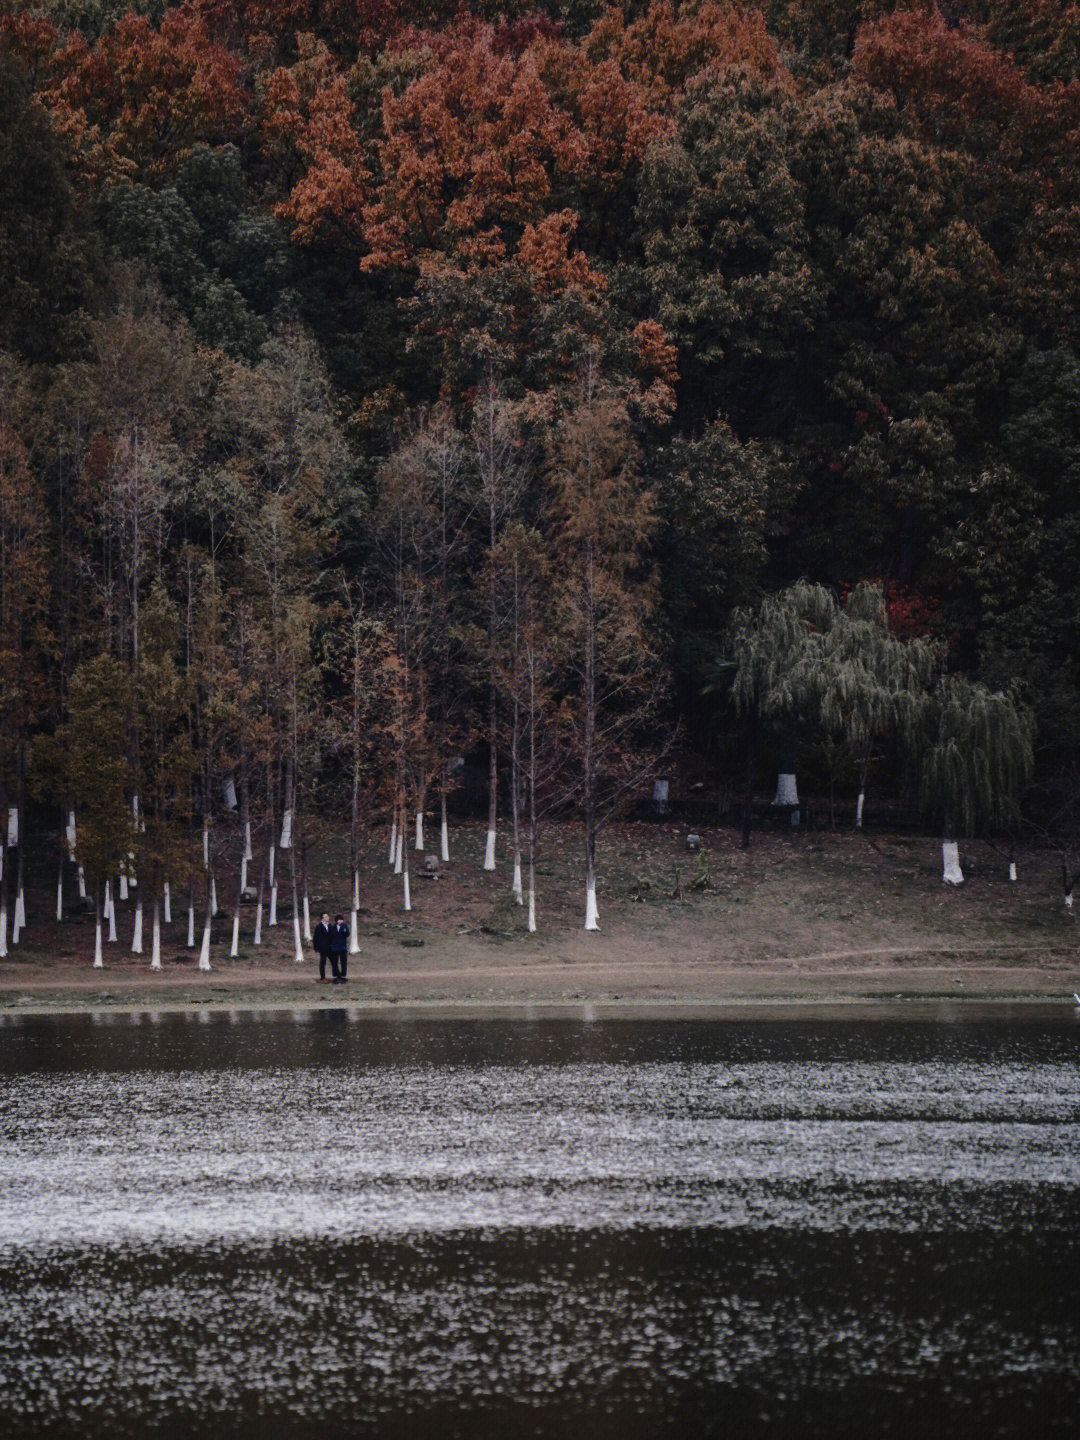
[0,1015,1077,1438]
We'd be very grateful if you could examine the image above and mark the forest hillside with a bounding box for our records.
[2,1,1080,944]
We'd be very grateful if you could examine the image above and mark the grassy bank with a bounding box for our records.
[2,821,1078,1012]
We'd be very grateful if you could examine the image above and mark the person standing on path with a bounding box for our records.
[329,913,349,982]
[313,912,332,982]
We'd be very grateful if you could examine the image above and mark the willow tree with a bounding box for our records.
[800,583,938,829]
[726,581,837,846]
[547,371,659,932]
[907,676,1034,884]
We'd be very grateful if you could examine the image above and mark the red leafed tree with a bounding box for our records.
[852,7,1080,171]
[40,8,248,181]
[583,0,793,112]
[265,36,369,242]
[355,19,661,281]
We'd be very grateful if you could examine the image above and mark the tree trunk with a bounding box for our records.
[93,888,103,969]
[582,527,600,931]
[741,715,755,850]
[131,898,143,953]
[150,894,162,970]
[253,859,265,945]
[198,898,212,970]
[942,840,964,885]
[290,846,304,963]
[106,880,118,942]
[440,787,450,864]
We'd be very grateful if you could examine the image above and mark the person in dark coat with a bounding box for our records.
[329,913,349,982]
[313,913,332,982]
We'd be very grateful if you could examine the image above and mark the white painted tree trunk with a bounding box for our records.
[512,854,523,904]
[349,909,360,954]
[856,791,865,829]
[389,814,397,866]
[942,841,964,885]
[269,884,278,926]
[7,805,17,845]
[302,893,311,942]
[268,844,276,887]
[198,912,212,970]
[774,773,799,806]
[56,872,64,921]
[440,794,450,863]
[66,811,77,859]
[240,854,248,894]
[402,868,411,911]
[210,875,218,916]
[93,913,103,968]
[0,903,7,957]
[484,827,496,871]
[1009,861,1017,882]
[394,830,403,875]
[202,825,209,868]
[150,900,161,971]
[416,810,424,850]
[104,879,112,921]
[243,821,253,862]
[223,774,237,811]
[527,859,536,934]
[292,911,304,963]
[253,894,263,945]
[131,900,143,954]
[119,872,128,902]
[78,866,86,900]
[107,885,118,943]
[186,905,195,947]
[584,878,600,931]
[280,808,292,849]
[352,868,360,911]
[230,911,240,959]
[14,887,25,934]
[1066,890,1073,909]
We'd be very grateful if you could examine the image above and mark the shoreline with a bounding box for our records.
[1,996,1075,1023]
[2,946,1077,1020]
[4,825,1079,1019]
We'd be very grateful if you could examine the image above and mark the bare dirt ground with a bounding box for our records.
[2,820,1078,1013]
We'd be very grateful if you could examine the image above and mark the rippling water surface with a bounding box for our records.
[1,1011,1078,1438]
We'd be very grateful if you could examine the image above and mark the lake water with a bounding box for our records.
[1,1009,1078,1438]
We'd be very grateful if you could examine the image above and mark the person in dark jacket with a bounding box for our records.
[313,913,332,982]
[329,914,349,982]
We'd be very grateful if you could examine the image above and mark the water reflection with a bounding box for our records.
[0,1015,1077,1438]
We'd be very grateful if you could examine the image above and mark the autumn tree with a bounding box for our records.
[0,417,51,953]
[547,366,659,930]
[34,653,132,967]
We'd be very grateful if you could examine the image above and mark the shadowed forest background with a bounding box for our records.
[3,0,1080,940]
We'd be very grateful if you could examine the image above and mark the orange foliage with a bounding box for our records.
[354,18,663,279]
[37,8,248,182]
[585,0,793,112]
[852,8,1080,172]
